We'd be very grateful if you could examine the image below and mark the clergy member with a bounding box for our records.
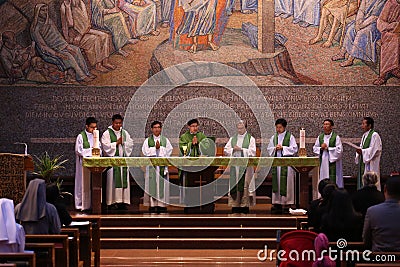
[313,119,344,188]
[101,114,134,210]
[355,117,382,190]
[224,120,256,214]
[142,121,173,213]
[267,118,298,214]
[75,117,100,210]
[179,118,215,213]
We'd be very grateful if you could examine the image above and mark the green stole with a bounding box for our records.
[80,130,90,149]
[357,130,375,189]
[229,133,251,195]
[147,135,167,199]
[179,131,208,157]
[108,128,128,188]
[272,131,291,197]
[318,132,337,183]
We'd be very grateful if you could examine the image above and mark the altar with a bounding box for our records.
[82,156,319,214]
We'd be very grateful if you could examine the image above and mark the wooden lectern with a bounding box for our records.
[0,153,34,204]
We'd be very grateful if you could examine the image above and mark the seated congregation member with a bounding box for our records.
[31,4,94,83]
[308,178,334,232]
[267,118,298,214]
[309,0,358,48]
[91,0,138,57]
[142,121,173,213]
[46,184,73,227]
[312,233,336,267]
[352,172,384,218]
[60,0,116,73]
[321,189,363,242]
[0,198,25,252]
[119,0,160,41]
[224,120,256,214]
[363,175,400,252]
[15,179,61,234]
[373,0,400,85]
[313,119,343,188]
[331,0,387,67]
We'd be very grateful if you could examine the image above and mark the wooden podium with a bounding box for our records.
[0,153,34,204]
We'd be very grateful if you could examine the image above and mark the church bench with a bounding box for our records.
[70,216,101,267]
[60,228,82,267]
[25,234,69,267]
[0,264,17,267]
[64,221,93,267]
[24,243,56,267]
[0,253,36,267]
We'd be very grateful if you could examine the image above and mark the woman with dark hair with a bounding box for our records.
[321,189,363,242]
[308,178,335,232]
[15,179,61,234]
[46,184,72,226]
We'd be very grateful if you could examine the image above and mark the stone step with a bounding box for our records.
[101,237,277,249]
[101,226,295,238]
[100,215,304,228]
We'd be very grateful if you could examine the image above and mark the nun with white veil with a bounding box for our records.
[0,198,25,252]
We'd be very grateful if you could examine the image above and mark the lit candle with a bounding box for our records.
[300,128,306,148]
[93,129,99,149]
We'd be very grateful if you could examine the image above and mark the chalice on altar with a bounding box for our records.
[182,145,188,156]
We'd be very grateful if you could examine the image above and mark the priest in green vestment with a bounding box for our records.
[224,120,256,214]
[101,114,134,210]
[75,117,101,211]
[355,117,382,190]
[142,121,173,213]
[313,119,343,188]
[267,118,298,214]
[179,118,216,213]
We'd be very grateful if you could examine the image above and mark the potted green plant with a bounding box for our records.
[33,151,68,185]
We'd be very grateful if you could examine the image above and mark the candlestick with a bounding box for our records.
[299,128,307,157]
[92,129,101,157]
[93,129,99,149]
[300,128,305,148]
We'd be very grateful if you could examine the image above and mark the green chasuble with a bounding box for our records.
[80,131,90,149]
[108,128,128,188]
[178,131,214,184]
[179,131,214,157]
[272,131,291,197]
[229,133,251,195]
[147,135,167,199]
[357,130,375,189]
[318,132,337,183]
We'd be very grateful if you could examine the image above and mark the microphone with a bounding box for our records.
[14,142,28,155]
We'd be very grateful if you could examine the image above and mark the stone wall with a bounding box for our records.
[0,85,399,179]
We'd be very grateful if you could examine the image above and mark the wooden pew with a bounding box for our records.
[0,253,36,267]
[25,243,55,267]
[61,228,83,267]
[66,221,92,267]
[25,234,69,267]
[71,215,101,267]
[0,264,17,267]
